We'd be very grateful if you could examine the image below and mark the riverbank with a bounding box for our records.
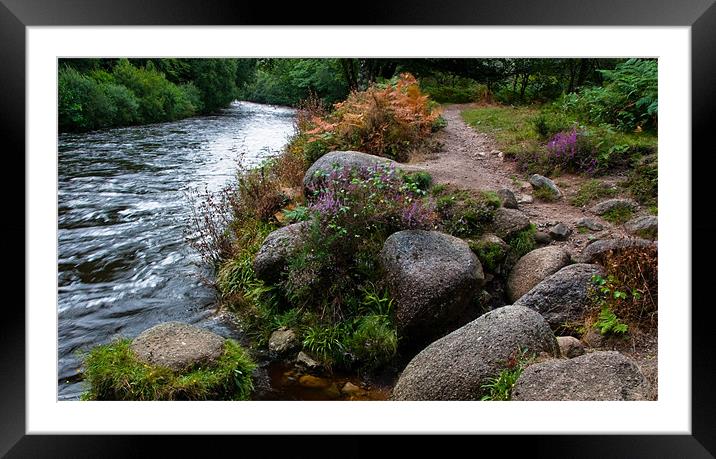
[58,102,296,400]
[75,79,658,401]
[192,76,657,401]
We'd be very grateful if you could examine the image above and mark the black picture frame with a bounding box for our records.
[3,0,714,456]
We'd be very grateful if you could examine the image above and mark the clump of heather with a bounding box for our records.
[545,127,598,174]
[284,164,436,317]
[307,163,436,236]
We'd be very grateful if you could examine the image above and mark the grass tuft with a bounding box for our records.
[508,224,536,259]
[570,179,618,207]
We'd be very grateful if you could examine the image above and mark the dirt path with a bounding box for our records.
[406,103,633,258]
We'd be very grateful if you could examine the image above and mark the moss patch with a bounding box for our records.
[81,338,256,401]
[469,239,507,272]
[602,206,634,225]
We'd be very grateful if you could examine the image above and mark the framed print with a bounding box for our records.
[4,0,715,456]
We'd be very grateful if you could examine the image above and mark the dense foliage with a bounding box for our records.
[59,58,255,132]
[290,74,442,163]
[558,59,658,132]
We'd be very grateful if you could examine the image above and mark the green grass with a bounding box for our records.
[532,186,559,202]
[346,315,398,370]
[570,179,618,207]
[302,323,348,367]
[508,224,536,258]
[81,339,256,401]
[461,105,658,176]
[461,106,541,159]
[602,206,634,225]
[480,348,533,401]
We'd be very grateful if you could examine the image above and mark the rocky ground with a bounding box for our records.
[405,104,657,400]
[99,104,658,401]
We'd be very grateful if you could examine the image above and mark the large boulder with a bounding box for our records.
[506,246,571,302]
[512,351,650,400]
[624,215,658,239]
[380,230,485,347]
[590,198,638,216]
[391,305,559,400]
[514,263,603,330]
[130,322,225,372]
[529,174,562,198]
[490,208,531,240]
[253,221,310,284]
[577,238,655,264]
[303,150,397,192]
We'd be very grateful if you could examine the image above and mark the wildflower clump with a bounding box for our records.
[283,163,437,318]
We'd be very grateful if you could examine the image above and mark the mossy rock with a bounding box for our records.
[81,330,256,401]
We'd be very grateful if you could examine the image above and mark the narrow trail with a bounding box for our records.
[407,103,632,258]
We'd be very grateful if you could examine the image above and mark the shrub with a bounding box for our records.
[419,75,490,104]
[295,73,441,162]
[284,164,436,317]
[282,205,311,223]
[533,185,560,202]
[602,206,634,225]
[594,305,629,336]
[110,59,206,123]
[469,239,507,272]
[559,59,657,132]
[81,338,256,400]
[58,66,126,131]
[402,171,433,193]
[626,154,658,206]
[235,165,288,222]
[533,111,577,139]
[544,127,598,174]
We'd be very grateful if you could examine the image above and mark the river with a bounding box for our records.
[57,101,296,400]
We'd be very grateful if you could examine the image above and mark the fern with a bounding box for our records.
[595,307,629,336]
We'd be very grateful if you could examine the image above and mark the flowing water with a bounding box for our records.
[57,101,296,400]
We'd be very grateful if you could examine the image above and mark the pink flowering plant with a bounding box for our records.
[545,127,599,174]
[284,163,436,314]
[308,163,436,239]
